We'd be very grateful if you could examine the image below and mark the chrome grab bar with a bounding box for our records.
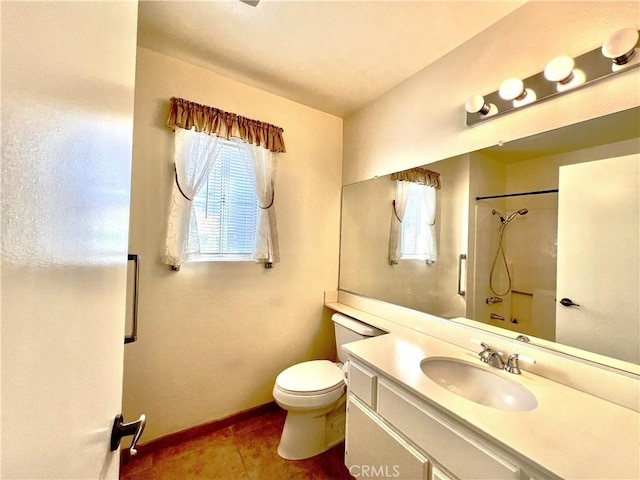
[457,254,467,296]
[125,254,140,344]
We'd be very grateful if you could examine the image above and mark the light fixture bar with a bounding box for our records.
[466,29,640,126]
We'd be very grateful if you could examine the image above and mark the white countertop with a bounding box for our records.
[343,329,640,479]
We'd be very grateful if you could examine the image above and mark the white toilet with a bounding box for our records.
[272,313,385,460]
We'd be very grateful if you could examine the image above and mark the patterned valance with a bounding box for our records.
[166,97,286,153]
[391,167,441,189]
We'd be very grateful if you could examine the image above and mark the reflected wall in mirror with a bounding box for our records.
[339,108,640,367]
[340,155,468,319]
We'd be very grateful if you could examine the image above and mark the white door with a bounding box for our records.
[1,2,138,478]
[556,154,640,364]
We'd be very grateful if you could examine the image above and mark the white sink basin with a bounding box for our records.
[420,357,538,412]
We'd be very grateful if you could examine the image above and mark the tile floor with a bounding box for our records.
[120,408,354,480]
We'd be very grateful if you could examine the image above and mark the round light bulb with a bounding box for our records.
[602,28,639,65]
[499,78,525,101]
[465,95,490,114]
[513,88,537,107]
[556,68,586,92]
[544,56,575,83]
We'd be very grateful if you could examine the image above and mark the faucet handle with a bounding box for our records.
[505,354,536,374]
[470,338,490,357]
[470,338,501,356]
[469,338,503,360]
[471,339,505,367]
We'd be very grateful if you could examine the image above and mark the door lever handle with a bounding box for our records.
[110,413,146,456]
[559,297,580,307]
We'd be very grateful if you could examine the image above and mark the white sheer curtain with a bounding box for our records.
[163,128,223,268]
[388,180,411,264]
[240,143,280,265]
[389,181,438,264]
[419,183,438,263]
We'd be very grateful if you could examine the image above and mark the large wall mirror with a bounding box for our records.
[340,107,639,371]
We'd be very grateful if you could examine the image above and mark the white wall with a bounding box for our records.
[122,48,343,441]
[343,1,640,185]
[467,153,508,324]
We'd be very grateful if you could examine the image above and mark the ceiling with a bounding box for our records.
[482,107,640,163]
[137,1,525,117]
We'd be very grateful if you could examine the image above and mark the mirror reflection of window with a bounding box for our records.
[400,183,437,263]
[389,167,441,266]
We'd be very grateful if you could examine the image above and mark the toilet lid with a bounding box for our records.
[276,360,344,394]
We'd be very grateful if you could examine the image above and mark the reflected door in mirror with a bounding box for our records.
[556,154,640,364]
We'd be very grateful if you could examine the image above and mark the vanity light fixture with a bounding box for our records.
[544,56,586,92]
[465,28,640,126]
[498,78,537,107]
[464,95,498,117]
[602,28,640,72]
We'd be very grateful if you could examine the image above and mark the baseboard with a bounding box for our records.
[120,401,280,464]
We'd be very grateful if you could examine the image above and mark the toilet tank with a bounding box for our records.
[332,313,385,363]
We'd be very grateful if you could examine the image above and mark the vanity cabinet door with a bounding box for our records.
[431,466,455,480]
[346,394,429,480]
[377,379,520,480]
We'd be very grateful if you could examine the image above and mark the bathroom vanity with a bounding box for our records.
[346,359,541,479]
[327,294,640,480]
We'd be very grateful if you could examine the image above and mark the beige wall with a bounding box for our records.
[343,2,640,185]
[123,48,343,441]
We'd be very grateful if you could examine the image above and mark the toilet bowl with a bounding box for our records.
[273,314,386,460]
[273,359,346,460]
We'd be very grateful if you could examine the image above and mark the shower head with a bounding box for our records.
[504,208,529,224]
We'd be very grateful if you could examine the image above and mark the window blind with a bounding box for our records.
[192,142,258,258]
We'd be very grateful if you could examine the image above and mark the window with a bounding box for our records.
[399,183,437,263]
[163,104,282,269]
[191,140,258,260]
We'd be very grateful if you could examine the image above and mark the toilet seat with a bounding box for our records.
[275,360,343,395]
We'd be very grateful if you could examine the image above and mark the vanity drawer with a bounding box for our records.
[348,360,377,408]
[377,379,520,480]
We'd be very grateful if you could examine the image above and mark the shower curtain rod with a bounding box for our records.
[476,189,558,201]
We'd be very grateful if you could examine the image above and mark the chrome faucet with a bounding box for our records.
[477,342,505,369]
[505,353,536,374]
